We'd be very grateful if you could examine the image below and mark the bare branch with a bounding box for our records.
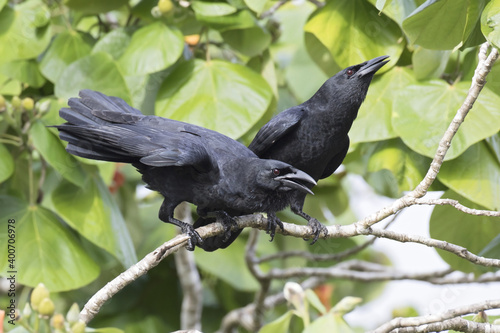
[393,318,500,333]
[413,198,500,217]
[371,299,500,333]
[174,203,203,331]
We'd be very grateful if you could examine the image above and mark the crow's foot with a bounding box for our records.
[181,224,203,251]
[266,215,284,242]
[304,218,328,245]
[216,211,238,243]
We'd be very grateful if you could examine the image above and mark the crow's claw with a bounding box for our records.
[303,218,328,245]
[216,212,237,243]
[181,224,203,251]
[266,215,284,242]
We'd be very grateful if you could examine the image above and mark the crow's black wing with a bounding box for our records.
[248,106,304,156]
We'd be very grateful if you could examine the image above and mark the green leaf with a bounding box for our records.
[118,22,184,76]
[51,175,137,268]
[303,311,353,333]
[55,52,133,105]
[285,46,329,103]
[0,60,45,88]
[366,139,432,195]
[403,0,486,50]
[0,196,100,291]
[196,9,256,31]
[486,133,500,165]
[304,0,404,70]
[221,26,271,57]
[30,121,88,187]
[351,67,416,144]
[244,0,268,15]
[40,31,94,84]
[481,0,500,49]
[0,0,51,63]
[0,0,6,11]
[63,0,128,14]
[439,141,500,211]
[156,59,273,139]
[392,81,500,160]
[259,311,293,333]
[0,73,22,95]
[369,0,417,26]
[0,143,14,183]
[194,237,261,291]
[429,190,500,274]
[92,28,131,60]
[412,47,451,80]
[191,1,237,16]
[305,289,327,315]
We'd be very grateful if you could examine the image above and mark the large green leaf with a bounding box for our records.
[221,26,271,57]
[481,0,500,49]
[0,196,100,291]
[55,52,133,105]
[0,0,51,63]
[351,67,416,144]
[195,9,256,32]
[191,1,237,16]
[403,0,486,50]
[439,141,500,211]
[412,47,451,80]
[155,59,273,139]
[244,0,268,15]
[366,139,432,195]
[0,143,14,183]
[39,31,94,84]
[194,236,262,291]
[303,311,352,333]
[0,73,22,95]
[63,0,128,14]
[117,22,184,76]
[51,175,137,268]
[30,121,88,187]
[370,0,417,26]
[429,190,500,274]
[259,311,293,333]
[92,28,131,60]
[0,60,45,88]
[304,0,404,70]
[285,47,329,103]
[392,81,500,160]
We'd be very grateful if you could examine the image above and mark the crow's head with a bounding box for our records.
[255,160,316,194]
[313,55,389,107]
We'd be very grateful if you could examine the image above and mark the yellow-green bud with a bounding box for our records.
[66,303,80,324]
[70,320,86,333]
[22,97,34,111]
[11,96,21,109]
[158,0,174,14]
[30,283,50,311]
[51,313,65,329]
[38,298,55,316]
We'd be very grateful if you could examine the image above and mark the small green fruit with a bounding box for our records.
[30,283,50,311]
[11,96,21,109]
[38,298,55,316]
[158,0,174,13]
[51,313,65,329]
[66,303,80,324]
[22,97,34,111]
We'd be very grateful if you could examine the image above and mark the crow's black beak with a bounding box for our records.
[275,169,316,195]
[357,55,390,77]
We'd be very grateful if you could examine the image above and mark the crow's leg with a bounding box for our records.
[201,210,238,243]
[290,200,328,245]
[265,212,284,242]
[159,200,203,251]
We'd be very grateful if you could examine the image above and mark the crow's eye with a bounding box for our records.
[346,69,354,76]
[272,168,281,176]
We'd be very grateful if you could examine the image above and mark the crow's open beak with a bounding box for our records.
[357,55,390,77]
[275,169,317,195]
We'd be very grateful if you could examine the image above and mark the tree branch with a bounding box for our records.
[371,299,500,333]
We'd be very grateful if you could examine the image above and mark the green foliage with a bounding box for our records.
[0,0,499,331]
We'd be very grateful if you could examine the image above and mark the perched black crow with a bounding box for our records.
[198,55,390,250]
[54,90,317,250]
